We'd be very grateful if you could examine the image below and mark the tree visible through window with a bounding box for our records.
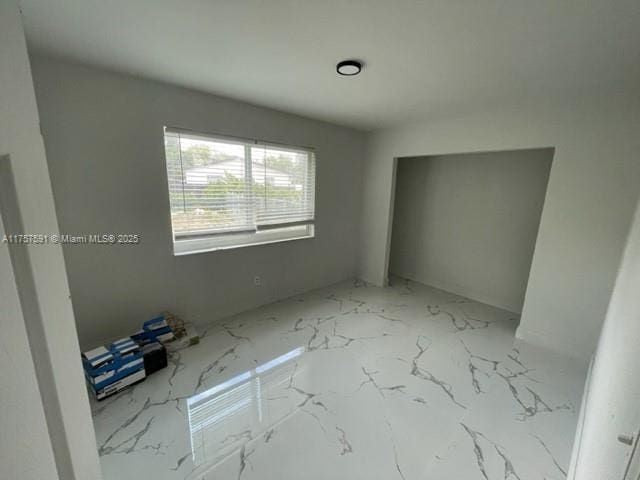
[164,128,315,253]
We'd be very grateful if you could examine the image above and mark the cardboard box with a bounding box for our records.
[131,315,175,346]
[142,341,168,375]
[163,311,200,352]
[82,337,146,400]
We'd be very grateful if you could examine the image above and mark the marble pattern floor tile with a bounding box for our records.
[90,277,587,480]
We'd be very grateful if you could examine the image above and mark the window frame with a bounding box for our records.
[163,127,316,255]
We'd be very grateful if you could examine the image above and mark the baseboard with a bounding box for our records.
[515,326,592,363]
[396,273,522,314]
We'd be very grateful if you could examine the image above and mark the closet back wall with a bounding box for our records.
[30,55,365,348]
[389,149,553,313]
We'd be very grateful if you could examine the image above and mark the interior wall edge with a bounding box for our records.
[1,2,102,479]
[515,326,594,363]
[394,272,522,315]
[359,99,640,363]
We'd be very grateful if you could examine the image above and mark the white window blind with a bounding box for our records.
[164,128,315,254]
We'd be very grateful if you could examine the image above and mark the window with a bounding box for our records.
[163,127,315,254]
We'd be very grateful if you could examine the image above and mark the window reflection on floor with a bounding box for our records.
[187,347,305,469]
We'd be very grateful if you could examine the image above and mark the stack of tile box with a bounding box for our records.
[82,314,190,400]
[82,337,146,400]
[130,315,175,346]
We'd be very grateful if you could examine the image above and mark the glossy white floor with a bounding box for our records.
[91,277,587,480]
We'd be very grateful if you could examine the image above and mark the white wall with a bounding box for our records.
[390,149,552,313]
[0,200,58,480]
[360,97,640,360]
[571,195,640,479]
[30,55,365,349]
[0,3,101,480]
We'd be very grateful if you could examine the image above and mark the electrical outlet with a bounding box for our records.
[254,276,262,286]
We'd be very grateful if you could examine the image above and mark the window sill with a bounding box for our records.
[173,225,314,256]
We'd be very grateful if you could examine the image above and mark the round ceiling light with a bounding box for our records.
[336,59,362,76]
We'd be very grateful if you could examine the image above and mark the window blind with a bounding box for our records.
[251,145,316,228]
[164,128,315,246]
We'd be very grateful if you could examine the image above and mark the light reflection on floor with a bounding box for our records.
[91,277,587,480]
[187,347,304,473]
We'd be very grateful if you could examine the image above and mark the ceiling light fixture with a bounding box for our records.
[336,59,362,76]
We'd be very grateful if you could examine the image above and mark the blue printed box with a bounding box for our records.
[82,337,146,400]
[130,315,175,345]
